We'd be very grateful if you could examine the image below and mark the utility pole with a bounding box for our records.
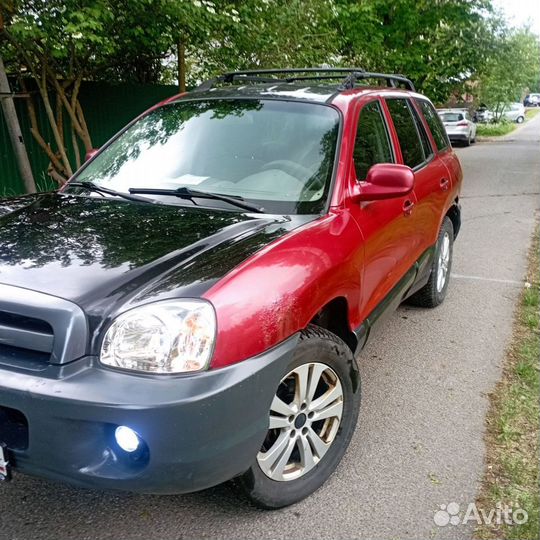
[0,54,36,194]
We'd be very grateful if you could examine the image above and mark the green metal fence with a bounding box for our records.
[0,81,179,196]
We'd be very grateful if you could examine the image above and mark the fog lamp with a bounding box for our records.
[115,426,141,453]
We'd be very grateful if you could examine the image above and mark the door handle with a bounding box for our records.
[440,177,450,191]
[403,199,415,216]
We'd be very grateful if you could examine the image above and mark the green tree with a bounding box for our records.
[0,0,234,184]
[180,0,337,85]
[478,28,540,118]
[334,0,502,103]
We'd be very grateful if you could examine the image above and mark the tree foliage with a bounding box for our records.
[334,0,505,103]
[478,27,540,117]
[0,0,236,182]
[188,0,338,79]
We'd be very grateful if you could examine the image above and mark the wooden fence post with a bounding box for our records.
[0,54,36,194]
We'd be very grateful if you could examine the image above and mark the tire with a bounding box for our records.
[516,116,524,124]
[236,325,361,509]
[407,217,454,308]
[464,133,471,146]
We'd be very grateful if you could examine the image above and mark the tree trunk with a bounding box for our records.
[0,54,37,194]
[71,123,81,170]
[37,66,73,178]
[178,41,186,93]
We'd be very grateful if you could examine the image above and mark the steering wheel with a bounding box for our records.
[260,160,313,180]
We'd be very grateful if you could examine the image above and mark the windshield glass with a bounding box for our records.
[439,112,464,122]
[70,99,340,214]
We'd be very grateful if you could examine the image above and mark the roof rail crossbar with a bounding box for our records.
[339,71,415,91]
[194,68,415,92]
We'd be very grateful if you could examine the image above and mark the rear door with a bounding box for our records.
[384,97,448,253]
[415,98,462,240]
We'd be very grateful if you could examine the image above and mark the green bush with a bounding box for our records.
[476,122,517,137]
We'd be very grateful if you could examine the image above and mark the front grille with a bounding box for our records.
[0,405,29,450]
[0,342,51,369]
[0,311,54,360]
[0,284,88,364]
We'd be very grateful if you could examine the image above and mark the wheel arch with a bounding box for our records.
[445,198,461,239]
[309,296,358,355]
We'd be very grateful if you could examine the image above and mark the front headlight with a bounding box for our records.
[100,300,216,374]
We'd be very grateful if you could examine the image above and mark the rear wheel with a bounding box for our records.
[407,217,454,308]
[237,325,361,509]
[516,115,525,124]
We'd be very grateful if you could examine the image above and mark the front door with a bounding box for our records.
[346,98,419,322]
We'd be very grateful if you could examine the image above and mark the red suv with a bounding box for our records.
[0,68,461,508]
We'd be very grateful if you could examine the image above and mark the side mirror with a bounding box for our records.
[85,148,99,162]
[351,163,414,202]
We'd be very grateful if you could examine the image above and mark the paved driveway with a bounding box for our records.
[1,115,539,540]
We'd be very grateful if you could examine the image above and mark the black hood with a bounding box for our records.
[0,194,309,316]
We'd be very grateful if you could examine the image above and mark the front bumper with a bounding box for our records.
[0,335,298,494]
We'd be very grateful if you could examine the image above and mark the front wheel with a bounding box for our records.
[516,116,524,124]
[237,326,361,509]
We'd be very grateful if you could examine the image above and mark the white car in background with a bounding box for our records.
[475,103,526,124]
[437,109,477,147]
[502,102,525,123]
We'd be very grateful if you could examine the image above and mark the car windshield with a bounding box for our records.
[70,99,340,214]
[440,112,463,122]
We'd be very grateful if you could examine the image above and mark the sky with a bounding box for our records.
[492,0,540,35]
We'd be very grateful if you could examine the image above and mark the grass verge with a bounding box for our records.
[525,108,540,120]
[476,123,517,137]
[475,226,539,540]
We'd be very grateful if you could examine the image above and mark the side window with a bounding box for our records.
[416,99,450,151]
[385,98,425,168]
[410,105,434,160]
[353,101,394,180]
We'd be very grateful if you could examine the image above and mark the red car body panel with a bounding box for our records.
[204,87,462,368]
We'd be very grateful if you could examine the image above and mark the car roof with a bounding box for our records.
[179,83,339,103]
[172,81,425,107]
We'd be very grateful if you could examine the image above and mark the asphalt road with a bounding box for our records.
[1,115,539,540]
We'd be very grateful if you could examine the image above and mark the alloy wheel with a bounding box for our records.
[257,362,344,481]
[437,232,451,293]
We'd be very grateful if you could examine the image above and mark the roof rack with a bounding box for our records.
[195,68,415,92]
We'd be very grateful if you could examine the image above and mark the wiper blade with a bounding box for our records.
[128,186,265,213]
[67,181,154,204]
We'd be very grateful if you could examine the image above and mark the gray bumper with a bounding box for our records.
[447,133,469,142]
[0,335,299,494]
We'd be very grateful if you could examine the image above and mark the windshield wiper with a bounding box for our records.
[128,186,265,213]
[67,181,154,204]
